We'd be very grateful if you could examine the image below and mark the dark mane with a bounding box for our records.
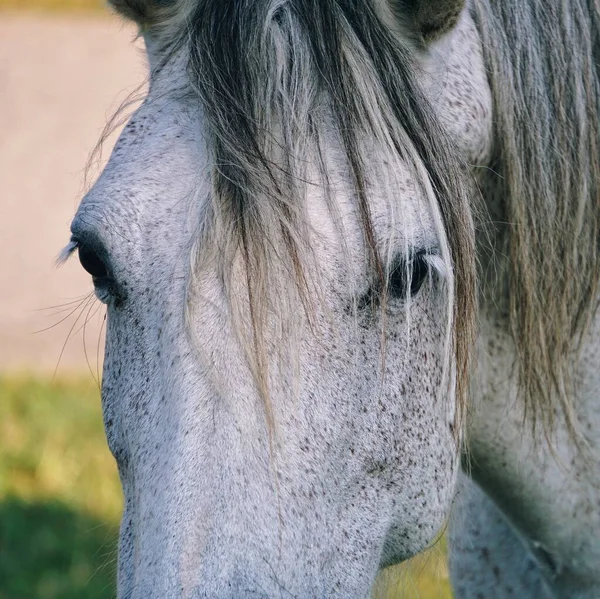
[178,0,476,426]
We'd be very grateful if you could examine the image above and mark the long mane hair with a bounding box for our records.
[474,0,600,436]
[108,0,600,439]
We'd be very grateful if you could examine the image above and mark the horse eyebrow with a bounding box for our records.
[56,237,78,267]
[396,247,448,280]
[423,252,448,279]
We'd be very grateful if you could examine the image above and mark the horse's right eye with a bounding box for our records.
[78,244,110,280]
[388,251,430,299]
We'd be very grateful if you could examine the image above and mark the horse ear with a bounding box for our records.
[108,0,176,27]
[389,0,466,42]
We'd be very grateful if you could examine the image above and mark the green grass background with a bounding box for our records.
[0,378,119,599]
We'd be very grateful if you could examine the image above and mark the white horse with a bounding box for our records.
[63,0,600,596]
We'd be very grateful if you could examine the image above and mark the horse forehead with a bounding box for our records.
[76,99,205,231]
[112,95,201,174]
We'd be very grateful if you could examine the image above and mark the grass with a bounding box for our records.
[0,377,120,599]
[0,376,453,598]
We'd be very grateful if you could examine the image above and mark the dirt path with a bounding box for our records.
[0,13,145,372]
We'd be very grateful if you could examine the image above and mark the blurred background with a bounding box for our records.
[0,2,452,597]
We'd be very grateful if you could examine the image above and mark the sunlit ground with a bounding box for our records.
[0,377,453,598]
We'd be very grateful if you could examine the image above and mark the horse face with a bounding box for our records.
[70,4,491,597]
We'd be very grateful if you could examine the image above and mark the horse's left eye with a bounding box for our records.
[78,244,110,280]
[388,252,430,299]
